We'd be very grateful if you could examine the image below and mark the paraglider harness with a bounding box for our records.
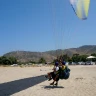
[58,66,70,79]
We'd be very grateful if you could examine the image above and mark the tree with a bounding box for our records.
[0,56,17,65]
[8,57,17,64]
[62,54,70,61]
[29,60,36,64]
[1,56,7,65]
[72,54,80,62]
[56,54,70,62]
[80,55,88,62]
[91,53,96,56]
[38,57,46,64]
[0,57,2,64]
[91,53,96,62]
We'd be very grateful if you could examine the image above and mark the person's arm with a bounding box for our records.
[52,66,55,70]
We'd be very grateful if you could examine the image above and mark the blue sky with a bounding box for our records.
[0,0,96,56]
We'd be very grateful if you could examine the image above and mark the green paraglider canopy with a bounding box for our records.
[70,0,90,20]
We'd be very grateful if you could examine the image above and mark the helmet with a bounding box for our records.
[55,62,59,66]
[62,61,66,65]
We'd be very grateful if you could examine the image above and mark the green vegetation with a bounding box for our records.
[0,53,96,65]
[0,56,17,65]
[38,57,46,64]
[55,53,96,64]
[1,53,96,65]
[1,45,96,65]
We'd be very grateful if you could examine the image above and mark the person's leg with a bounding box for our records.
[50,81,55,85]
[54,74,59,81]
[46,72,53,81]
[54,74,59,86]
[50,73,56,85]
[50,74,59,85]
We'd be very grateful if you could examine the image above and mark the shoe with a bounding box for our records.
[48,78,52,81]
[54,83,58,86]
[50,82,54,85]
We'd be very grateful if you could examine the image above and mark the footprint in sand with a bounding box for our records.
[75,77,84,80]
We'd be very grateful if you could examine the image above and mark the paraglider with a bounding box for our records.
[45,0,90,86]
[70,0,90,20]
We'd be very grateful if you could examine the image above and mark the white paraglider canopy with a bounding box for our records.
[86,56,96,59]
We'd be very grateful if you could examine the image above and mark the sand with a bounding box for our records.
[0,65,96,96]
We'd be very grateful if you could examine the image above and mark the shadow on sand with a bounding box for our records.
[44,85,64,89]
[0,75,47,96]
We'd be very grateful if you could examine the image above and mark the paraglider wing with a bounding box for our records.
[70,0,90,20]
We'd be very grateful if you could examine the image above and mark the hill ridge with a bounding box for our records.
[3,45,96,62]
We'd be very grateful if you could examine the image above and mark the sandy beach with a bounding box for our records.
[0,65,96,96]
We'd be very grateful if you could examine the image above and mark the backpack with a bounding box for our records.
[59,66,70,80]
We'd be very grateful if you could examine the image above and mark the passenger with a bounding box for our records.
[50,62,59,85]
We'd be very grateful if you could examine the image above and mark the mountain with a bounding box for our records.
[3,45,96,62]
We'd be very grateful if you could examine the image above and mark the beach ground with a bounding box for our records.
[0,65,96,96]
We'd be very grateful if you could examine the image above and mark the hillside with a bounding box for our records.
[3,45,96,62]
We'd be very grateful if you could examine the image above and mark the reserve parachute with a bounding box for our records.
[70,0,90,20]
